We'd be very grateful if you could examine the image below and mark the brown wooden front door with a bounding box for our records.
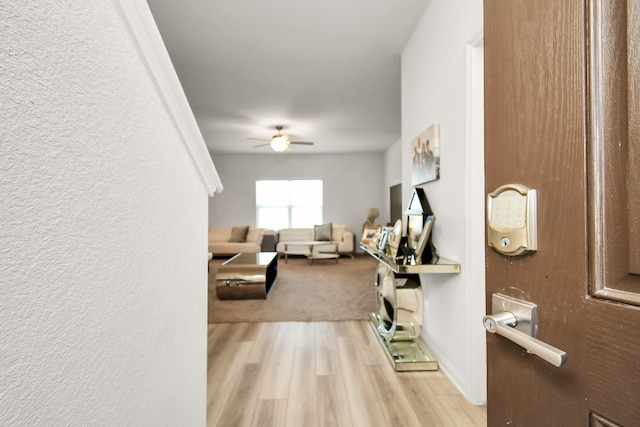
[484,0,640,425]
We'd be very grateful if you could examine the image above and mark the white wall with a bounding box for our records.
[209,152,385,241]
[0,1,216,424]
[384,140,403,224]
[402,0,486,404]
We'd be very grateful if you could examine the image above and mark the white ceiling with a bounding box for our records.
[147,0,429,154]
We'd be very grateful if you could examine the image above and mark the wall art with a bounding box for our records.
[411,123,440,185]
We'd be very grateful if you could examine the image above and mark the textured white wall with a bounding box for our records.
[208,152,385,242]
[402,0,486,404]
[1,1,208,424]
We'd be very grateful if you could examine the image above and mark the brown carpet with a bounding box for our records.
[208,253,378,323]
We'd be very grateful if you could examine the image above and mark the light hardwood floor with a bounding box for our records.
[208,320,486,427]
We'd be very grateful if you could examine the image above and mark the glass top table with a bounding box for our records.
[283,241,339,264]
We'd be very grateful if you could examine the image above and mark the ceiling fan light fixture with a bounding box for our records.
[248,125,313,152]
[270,136,289,152]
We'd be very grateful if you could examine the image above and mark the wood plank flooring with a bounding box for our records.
[207,320,486,427]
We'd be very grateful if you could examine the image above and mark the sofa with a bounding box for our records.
[275,224,355,258]
[208,227,265,255]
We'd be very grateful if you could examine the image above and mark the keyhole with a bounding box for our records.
[500,237,511,247]
[484,317,496,332]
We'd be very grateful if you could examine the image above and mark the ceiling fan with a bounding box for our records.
[247,125,314,152]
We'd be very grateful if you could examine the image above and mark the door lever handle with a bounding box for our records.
[483,294,568,367]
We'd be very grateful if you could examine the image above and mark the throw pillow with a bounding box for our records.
[332,224,347,241]
[245,228,260,243]
[228,225,249,242]
[314,223,333,241]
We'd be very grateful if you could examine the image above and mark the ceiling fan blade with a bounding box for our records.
[247,137,270,142]
[290,141,314,145]
[253,143,271,148]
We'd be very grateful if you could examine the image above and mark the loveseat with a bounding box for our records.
[208,227,265,255]
[275,224,355,258]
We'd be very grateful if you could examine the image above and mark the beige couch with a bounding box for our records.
[208,227,265,255]
[276,224,355,257]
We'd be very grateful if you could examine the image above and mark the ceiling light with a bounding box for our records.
[270,135,290,152]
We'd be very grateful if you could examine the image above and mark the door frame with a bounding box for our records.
[464,30,487,405]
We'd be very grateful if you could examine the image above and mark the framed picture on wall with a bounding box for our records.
[411,123,441,186]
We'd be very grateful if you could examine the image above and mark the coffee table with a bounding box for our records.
[215,252,278,300]
[283,241,339,264]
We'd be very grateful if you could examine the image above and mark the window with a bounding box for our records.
[256,180,323,229]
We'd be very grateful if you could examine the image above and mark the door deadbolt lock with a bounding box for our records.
[487,184,537,256]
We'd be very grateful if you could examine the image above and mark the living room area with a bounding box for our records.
[197,0,487,423]
[205,141,488,426]
[204,151,488,424]
[207,152,383,248]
